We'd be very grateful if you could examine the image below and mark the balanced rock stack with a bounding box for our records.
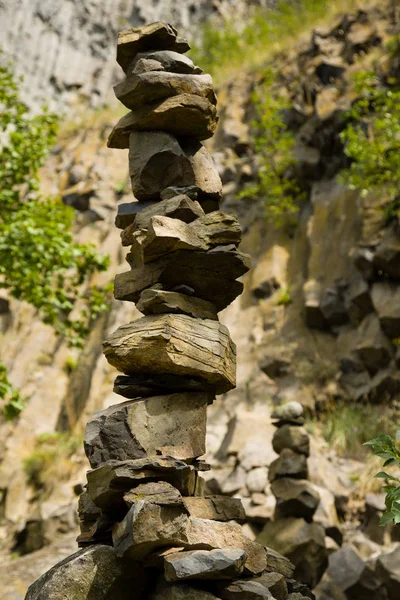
[26,23,313,600]
[258,402,328,591]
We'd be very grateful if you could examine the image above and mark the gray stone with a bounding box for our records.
[327,545,385,598]
[25,545,145,600]
[271,402,304,422]
[114,71,216,110]
[103,314,236,395]
[150,582,221,600]
[258,518,327,589]
[117,23,188,72]
[376,546,400,600]
[256,572,288,600]
[320,286,348,326]
[355,314,393,374]
[182,496,246,523]
[124,481,182,508]
[137,288,218,320]
[115,200,157,230]
[272,426,310,456]
[265,548,295,579]
[246,468,269,493]
[217,580,273,600]
[131,50,201,75]
[371,282,400,338]
[87,457,196,512]
[268,449,308,482]
[303,279,326,330]
[164,548,246,581]
[108,94,218,147]
[260,354,290,379]
[373,230,400,278]
[113,373,212,400]
[346,277,373,325]
[84,392,208,467]
[114,246,250,312]
[272,479,320,521]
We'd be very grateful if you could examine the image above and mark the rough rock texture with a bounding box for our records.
[137,289,218,320]
[164,548,247,581]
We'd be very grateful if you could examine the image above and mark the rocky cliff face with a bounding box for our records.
[0,0,270,112]
[2,2,400,599]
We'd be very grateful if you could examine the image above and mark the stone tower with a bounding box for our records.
[26,22,312,600]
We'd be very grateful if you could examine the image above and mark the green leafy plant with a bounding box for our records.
[340,71,400,224]
[0,361,24,420]
[0,57,111,418]
[364,432,400,525]
[275,286,293,306]
[239,70,303,228]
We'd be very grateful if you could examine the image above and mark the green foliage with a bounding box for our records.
[340,71,400,224]
[365,432,400,526]
[0,361,24,420]
[0,57,112,418]
[23,432,82,490]
[275,286,292,306]
[239,70,303,228]
[191,0,346,79]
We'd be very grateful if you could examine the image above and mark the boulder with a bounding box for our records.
[355,314,393,374]
[117,23,188,72]
[131,49,201,75]
[121,195,204,244]
[108,94,218,147]
[84,392,208,467]
[182,496,246,523]
[268,449,308,482]
[103,314,236,395]
[376,546,400,599]
[371,282,400,338]
[272,479,320,522]
[327,545,385,598]
[114,72,216,110]
[257,518,327,589]
[137,289,218,319]
[186,519,268,575]
[164,548,246,581]
[114,247,250,312]
[272,426,310,456]
[113,372,213,399]
[25,545,145,600]
[87,457,196,512]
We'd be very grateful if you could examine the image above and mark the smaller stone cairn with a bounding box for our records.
[258,402,328,590]
[25,23,313,600]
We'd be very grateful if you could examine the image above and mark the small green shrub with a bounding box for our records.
[275,286,293,306]
[296,357,337,386]
[239,69,303,228]
[340,71,400,224]
[0,361,24,420]
[364,432,400,526]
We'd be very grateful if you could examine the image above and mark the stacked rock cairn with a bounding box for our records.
[26,23,314,600]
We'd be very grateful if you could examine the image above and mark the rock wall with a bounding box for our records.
[0,0,270,112]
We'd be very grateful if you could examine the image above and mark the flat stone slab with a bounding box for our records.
[113,372,213,399]
[137,289,218,320]
[164,548,247,581]
[84,392,208,468]
[132,50,201,75]
[103,314,236,395]
[183,496,246,523]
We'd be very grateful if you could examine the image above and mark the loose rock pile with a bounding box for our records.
[258,402,328,590]
[25,22,314,600]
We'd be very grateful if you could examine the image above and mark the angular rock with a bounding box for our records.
[376,546,400,600]
[257,518,327,589]
[84,392,208,468]
[150,582,221,600]
[121,195,204,244]
[186,519,267,576]
[87,457,196,512]
[272,479,320,522]
[327,545,385,598]
[371,282,400,338]
[355,314,393,374]
[373,231,400,278]
[180,138,223,204]
[182,496,246,523]
[113,372,213,399]
[137,289,218,320]
[78,491,101,521]
[320,286,348,326]
[131,50,201,75]
[265,548,295,579]
[114,246,250,311]
[108,95,218,147]
[217,579,273,599]
[113,498,190,560]
[268,449,308,482]
[116,200,157,230]
[103,314,236,395]
[164,548,246,581]
[114,72,216,110]
[260,354,290,379]
[345,277,373,325]
[25,545,145,600]
[124,481,182,508]
[131,212,241,264]
[303,279,326,330]
[272,426,310,456]
[117,23,188,72]
[256,572,288,600]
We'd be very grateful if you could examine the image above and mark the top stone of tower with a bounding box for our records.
[117,22,191,73]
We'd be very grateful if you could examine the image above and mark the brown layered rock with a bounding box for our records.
[137,289,218,320]
[164,548,247,581]
[103,314,236,394]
